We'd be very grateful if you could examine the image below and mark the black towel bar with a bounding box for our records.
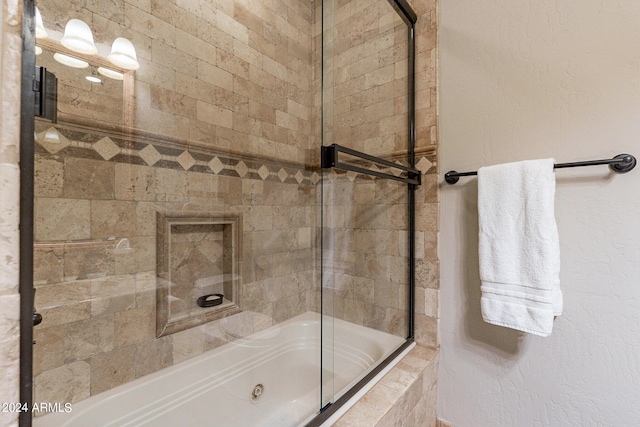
[444,153,637,184]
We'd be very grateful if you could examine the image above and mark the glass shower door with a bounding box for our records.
[320,152,413,400]
[320,0,417,416]
[24,0,416,423]
[30,1,322,426]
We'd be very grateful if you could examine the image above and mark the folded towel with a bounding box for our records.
[478,159,562,337]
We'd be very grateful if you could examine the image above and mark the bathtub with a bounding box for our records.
[34,312,405,427]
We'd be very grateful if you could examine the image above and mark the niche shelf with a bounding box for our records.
[156,213,242,337]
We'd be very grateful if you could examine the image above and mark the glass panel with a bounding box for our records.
[321,172,410,400]
[321,0,337,412]
[30,0,412,422]
[321,0,412,408]
[32,1,323,426]
[326,0,410,155]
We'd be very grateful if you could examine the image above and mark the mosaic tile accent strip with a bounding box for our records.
[93,137,120,161]
[311,172,320,185]
[416,157,433,174]
[34,123,317,184]
[175,152,194,171]
[208,157,224,174]
[235,161,248,178]
[278,168,288,182]
[34,123,436,185]
[139,145,162,166]
[258,165,270,180]
[36,127,70,154]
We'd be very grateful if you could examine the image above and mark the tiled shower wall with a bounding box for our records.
[410,0,438,350]
[321,174,412,336]
[0,0,438,426]
[318,0,439,344]
[32,123,318,404]
[328,0,411,156]
[33,0,319,406]
[320,0,413,335]
[37,0,315,165]
[30,0,438,413]
[320,156,436,337]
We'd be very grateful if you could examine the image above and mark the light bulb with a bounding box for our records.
[53,53,89,68]
[107,37,139,70]
[35,46,42,55]
[61,19,97,55]
[35,7,48,39]
[97,67,124,81]
[86,75,102,83]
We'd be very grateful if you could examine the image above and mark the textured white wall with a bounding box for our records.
[438,1,640,426]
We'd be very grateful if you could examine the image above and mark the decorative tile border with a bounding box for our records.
[34,122,435,186]
[35,123,321,185]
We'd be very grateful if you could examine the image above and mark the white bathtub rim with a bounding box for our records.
[35,313,322,426]
[34,311,405,427]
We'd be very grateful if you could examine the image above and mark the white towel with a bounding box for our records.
[478,159,562,337]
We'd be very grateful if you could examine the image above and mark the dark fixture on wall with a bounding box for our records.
[34,66,57,123]
[444,154,637,184]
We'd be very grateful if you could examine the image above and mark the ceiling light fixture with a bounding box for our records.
[35,7,48,39]
[35,10,141,74]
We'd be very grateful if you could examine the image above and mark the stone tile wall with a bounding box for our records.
[36,0,315,165]
[31,0,320,406]
[32,122,318,406]
[328,0,411,156]
[320,0,413,337]
[319,0,439,347]
[0,1,23,427]
[21,0,438,421]
[336,345,439,427]
[321,151,436,337]
[409,0,439,350]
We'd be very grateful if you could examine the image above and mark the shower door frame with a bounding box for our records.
[311,0,418,425]
[19,0,37,426]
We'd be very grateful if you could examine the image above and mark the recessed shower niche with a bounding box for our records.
[156,213,241,337]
